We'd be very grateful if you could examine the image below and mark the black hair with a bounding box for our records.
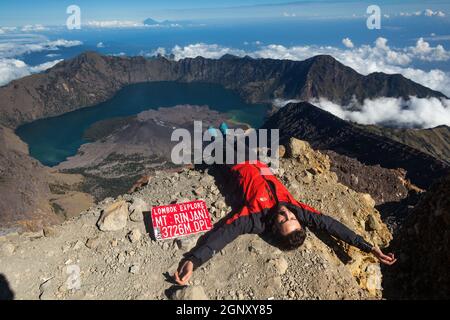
[278,228,307,251]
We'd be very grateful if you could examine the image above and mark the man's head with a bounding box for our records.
[272,204,306,250]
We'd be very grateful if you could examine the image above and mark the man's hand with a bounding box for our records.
[174,260,194,285]
[371,247,397,266]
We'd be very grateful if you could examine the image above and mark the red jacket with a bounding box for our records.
[226,160,320,225]
[189,161,373,267]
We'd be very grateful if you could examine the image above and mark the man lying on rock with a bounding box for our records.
[174,123,396,285]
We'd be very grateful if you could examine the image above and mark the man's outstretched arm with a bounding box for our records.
[174,210,255,285]
[292,204,396,265]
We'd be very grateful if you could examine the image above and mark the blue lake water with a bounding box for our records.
[15,82,270,167]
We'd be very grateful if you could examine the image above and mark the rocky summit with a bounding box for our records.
[0,139,392,300]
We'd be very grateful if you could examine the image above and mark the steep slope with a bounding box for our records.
[0,52,445,129]
[0,125,94,234]
[0,139,391,300]
[262,102,450,190]
[360,124,450,164]
[383,174,450,299]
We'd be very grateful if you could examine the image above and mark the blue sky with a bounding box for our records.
[1,0,450,26]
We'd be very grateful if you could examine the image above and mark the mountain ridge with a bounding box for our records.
[262,102,450,190]
[0,51,446,129]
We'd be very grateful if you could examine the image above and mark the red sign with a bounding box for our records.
[151,200,213,240]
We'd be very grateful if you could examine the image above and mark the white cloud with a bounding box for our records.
[399,9,446,18]
[0,37,82,59]
[29,59,63,72]
[0,58,62,86]
[0,36,83,58]
[412,38,449,61]
[0,26,17,34]
[84,20,184,29]
[96,42,105,48]
[150,47,167,57]
[0,35,82,85]
[86,20,145,28]
[0,59,29,85]
[273,98,301,108]
[283,12,296,17]
[342,37,354,48]
[310,97,450,128]
[424,34,450,41]
[423,9,446,17]
[21,24,48,32]
[172,43,246,60]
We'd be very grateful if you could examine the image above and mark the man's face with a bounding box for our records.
[274,205,302,236]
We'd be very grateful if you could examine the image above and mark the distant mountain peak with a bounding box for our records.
[143,18,185,26]
[219,53,241,60]
[307,54,338,64]
[143,18,160,25]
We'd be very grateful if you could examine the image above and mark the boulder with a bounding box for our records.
[366,214,382,231]
[213,200,226,210]
[97,200,129,231]
[85,237,100,249]
[361,194,376,208]
[364,263,382,296]
[129,197,148,222]
[128,229,142,243]
[129,264,140,274]
[287,138,310,158]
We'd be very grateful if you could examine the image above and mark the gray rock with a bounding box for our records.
[366,214,381,231]
[268,257,289,275]
[213,200,226,210]
[129,264,140,274]
[97,200,129,231]
[193,186,205,196]
[176,236,199,251]
[172,286,209,300]
[288,138,310,158]
[297,171,313,184]
[248,241,265,255]
[128,229,142,243]
[72,240,85,251]
[129,198,148,222]
[117,252,126,264]
[39,278,55,300]
[43,226,59,238]
[200,176,214,184]
[85,237,100,249]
